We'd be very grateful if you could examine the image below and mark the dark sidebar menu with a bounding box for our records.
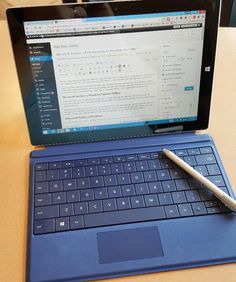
[28,43,62,134]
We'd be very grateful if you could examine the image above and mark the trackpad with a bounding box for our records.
[97,227,164,264]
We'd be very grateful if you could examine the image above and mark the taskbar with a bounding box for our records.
[42,116,197,135]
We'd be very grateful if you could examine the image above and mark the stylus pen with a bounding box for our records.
[163,148,236,212]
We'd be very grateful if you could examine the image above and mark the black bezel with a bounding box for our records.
[7,0,220,145]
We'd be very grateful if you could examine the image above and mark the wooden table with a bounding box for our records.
[0,20,236,281]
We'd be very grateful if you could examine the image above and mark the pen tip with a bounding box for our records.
[162,148,169,153]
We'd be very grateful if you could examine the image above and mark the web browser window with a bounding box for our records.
[24,11,206,135]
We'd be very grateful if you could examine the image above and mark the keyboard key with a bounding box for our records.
[188,178,204,190]
[195,154,216,165]
[108,186,122,198]
[66,191,80,203]
[164,205,180,218]
[104,175,117,186]
[130,172,144,184]
[35,163,48,170]
[162,180,176,192]
[75,159,87,166]
[100,156,113,164]
[60,204,74,217]
[52,192,66,205]
[117,174,131,185]
[98,164,111,175]
[77,178,90,189]
[169,168,184,179]
[49,181,63,193]
[73,167,85,178]
[178,203,193,217]
[47,169,59,181]
[35,171,46,182]
[194,166,208,176]
[63,179,76,191]
[116,197,131,210]
[174,149,188,156]
[200,147,213,154]
[70,215,84,229]
[183,156,197,166]
[138,153,150,160]
[158,193,173,205]
[175,179,190,191]
[172,191,187,204]
[85,166,98,177]
[35,205,59,220]
[136,161,149,171]
[48,162,62,169]
[59,168,72,179]
[205,200,218,208]
[207,164,220,175]
[150,151,163,159]
[143,171,157,182]
[74,202,88,215]
[144,194,159,207]
[148,181,163,193]
[187,148,200,155]
[199,189,215,201]
[84,206,166,228]
[156,170,170,181]
[56,217,69,232]
[88,200,103,213]
[185,190,201,202]
[123,162,136,173]
[191,202,207,215]
[34,219,55,234]
[218,202,231,213]
[207,207,221,214]
[62,161,74,168]
[80,189,94,201]
[160,159,173,169]
[110,163,123,174]
[35,182,49,194]
[135,183,149,195]
[35,194,51,207]
[206,175,225,186]
[130,196,145,208]
[126,154,138,161]
[90,176,104,188]
[113,155,126,162]
[121,184,135,196]
[94,187,108,200]
[103,199,117,211]
[87,158,100,165]
[147,159,161,170]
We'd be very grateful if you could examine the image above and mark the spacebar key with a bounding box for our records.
[84,207,166,228]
